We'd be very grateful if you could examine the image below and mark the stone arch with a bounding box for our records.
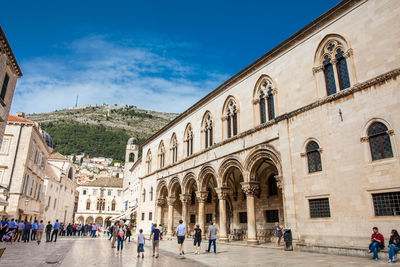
[95,216,103,226]
[244,144,282,181]
[86,216,94,224]
[168,176,182,196]
[198,164,219,190]
[182,172,198,194]
[156,180,168,199]
[218,156,245,186]
[76,216,84,224]
[314,33,351,65]
[104,216,113,227]
[253,75,277,99]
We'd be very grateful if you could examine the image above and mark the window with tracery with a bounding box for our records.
[255,77,275,124]
[86,199,91,210]
[203,113,213,149]
[146,150,152,174]
[111,200,116,211]
[225,98,238,138]
[185,124,194,157]
[96,198,105,211]
[158,142,165,168]
[368,122,393,161]
[306,141,322,173]
[171,134,178,163]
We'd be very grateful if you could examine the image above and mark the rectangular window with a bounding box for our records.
[83,189,87,195]
[0,138,9,154]
[0,168,5,185]
[266,210,279,223]
[54,198,57,209]
[1,73,9,100]
[309,198,331,218]
[30,180,34,196]
[239,212,247,223]
[372,192,400,216]
[47,196,51,208]
[141,213,145,221]
[118,190,121,196]
[149,212,153,221]
[206,213,212,223]
[190,214,196,224]
[108,189,111,196]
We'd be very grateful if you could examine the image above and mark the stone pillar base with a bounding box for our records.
[247,239,259,245]
[219,237,229,243]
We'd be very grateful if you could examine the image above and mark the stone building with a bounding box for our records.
[75,177,123,227]
[0,114,51,221]
[42,152,77,224]
[122,0,400,253]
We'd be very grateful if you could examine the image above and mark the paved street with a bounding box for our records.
[1,235,400,266]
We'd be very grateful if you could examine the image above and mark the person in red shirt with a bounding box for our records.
[369,227,385,260]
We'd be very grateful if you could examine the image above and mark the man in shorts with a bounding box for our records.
[176,219,186,255]
[151,223,160,258]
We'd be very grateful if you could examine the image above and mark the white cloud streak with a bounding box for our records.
[12,34,229,114]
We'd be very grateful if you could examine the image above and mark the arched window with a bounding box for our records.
[111,199,116,211]
[184,124,194,157]
[368,122,393,161]
[146,150,152,174]
[129,153,135,162]
[191,190,196,205]
[86,199,91,210]
[268,175,278,196]
[315,37,353,96]
[254,76,276,125]
[142,189,146,202]
[96,198,105,211]
[202,112,213,149]
[206,187,212,203]
[224,97,239,138]
[170,134,178,163]
[306,141,322,173]
[150,187,153,201]
[158,142,165,168]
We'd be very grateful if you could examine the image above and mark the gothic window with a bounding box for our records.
[146,150,152,174]
[268,175,278,196]
[191,190,196,205]
[306,141,322,173]
[86,199,91,210]
[316,38,352,96]
[96,198,105,211]
[202,113,213,149]
[254,76,276,125]
[184,124,194,157]
[111,199,116,211]
[150,187,153,201]
[259,91,266,124]
[171,134,178,163]
[368,122,393,161]
[158,142,165,168]
[224,97,239,139]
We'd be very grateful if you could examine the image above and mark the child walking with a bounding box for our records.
[137,229,145,258]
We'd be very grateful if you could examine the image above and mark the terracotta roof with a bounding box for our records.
[84,177,123,188]
[48,152,66,160]
[7,114,34,124]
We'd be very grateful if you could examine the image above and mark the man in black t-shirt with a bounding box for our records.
[193,224,202,255]
[151,223,161,258]
[45,221,52,242]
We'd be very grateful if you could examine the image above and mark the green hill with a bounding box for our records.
[28,105,178,161]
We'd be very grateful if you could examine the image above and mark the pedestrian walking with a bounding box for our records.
[31,220,38,241]
[151,223,161,258]
[388,229,400,263]
[15,220,25,242]
[159,224,163,240]
[176,219,186,255]
[116,222,125,254]
[108,224,114,241]
[206,221,217,253]
[45,221,52,242]
[0,218,9,241]
[111,222,117,248]
[22,220,32,243]
[51,219,60,242]
[137,229,145,258]
[126,225,132,242]
[37,220,44,244]
[274,222,283,246]
[193,224,202,254]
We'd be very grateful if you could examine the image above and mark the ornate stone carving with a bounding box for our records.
[196,191,208,203]
[300,152,306,157]
[343,48,353,58]
[240,182,260,196]
[167,196,176,206]
[252,98,260,104]
[215,187,230,200]
[156,198,165,207]
[274,175,284,189]
[360,136,369,143]
[387,129,395,136]
[312,65,324,74]
[179,194,191,204]
[331,58,338,65]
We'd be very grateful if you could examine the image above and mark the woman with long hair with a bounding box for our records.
[389,229,400,263]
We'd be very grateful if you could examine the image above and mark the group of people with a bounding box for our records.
[368,226,400,263]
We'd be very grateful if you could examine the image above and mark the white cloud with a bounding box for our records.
[12,34,230,114]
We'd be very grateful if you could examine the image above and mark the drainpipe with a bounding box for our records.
[5,123,24,212]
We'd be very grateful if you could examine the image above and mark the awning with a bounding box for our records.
[0,198,8,206]
[111,207,137,221]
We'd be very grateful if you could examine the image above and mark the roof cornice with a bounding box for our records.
[142,0,365,147]
[0,25,22,77]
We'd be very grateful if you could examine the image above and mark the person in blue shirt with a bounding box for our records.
[51,219,60,242]
[0,218,9,241]
[9,219,17,230]
[23,220,32,243]
[31,220,38,241]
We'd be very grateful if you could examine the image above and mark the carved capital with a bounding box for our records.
[215,187,230,200]
[240,181,260,196]
[179,194,191,204]
[331,58,338,65]
[300,152,306,157]
[196,191,208,203]
[221,115,228,121]
[252,98,260,104]
[360,136,369,143]
[343,48,353,58]
[167,196,176,206]
[272,88,278,95]
[317,148,323,153]
[156,198,165,207]
[274,175,284,189]
[312,65,324,74]
[387,129,395,136]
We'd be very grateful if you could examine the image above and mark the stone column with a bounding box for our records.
[179,194,190,226]
[156,198,165,226]
[216,187,230,242]
[166,196,176,237]
[241,181,260,245]
[196,191,208,238]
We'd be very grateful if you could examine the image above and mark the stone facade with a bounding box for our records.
[75,177,124,227]
[122,0,400,252]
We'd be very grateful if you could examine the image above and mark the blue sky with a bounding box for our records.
[2,0,340,114]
